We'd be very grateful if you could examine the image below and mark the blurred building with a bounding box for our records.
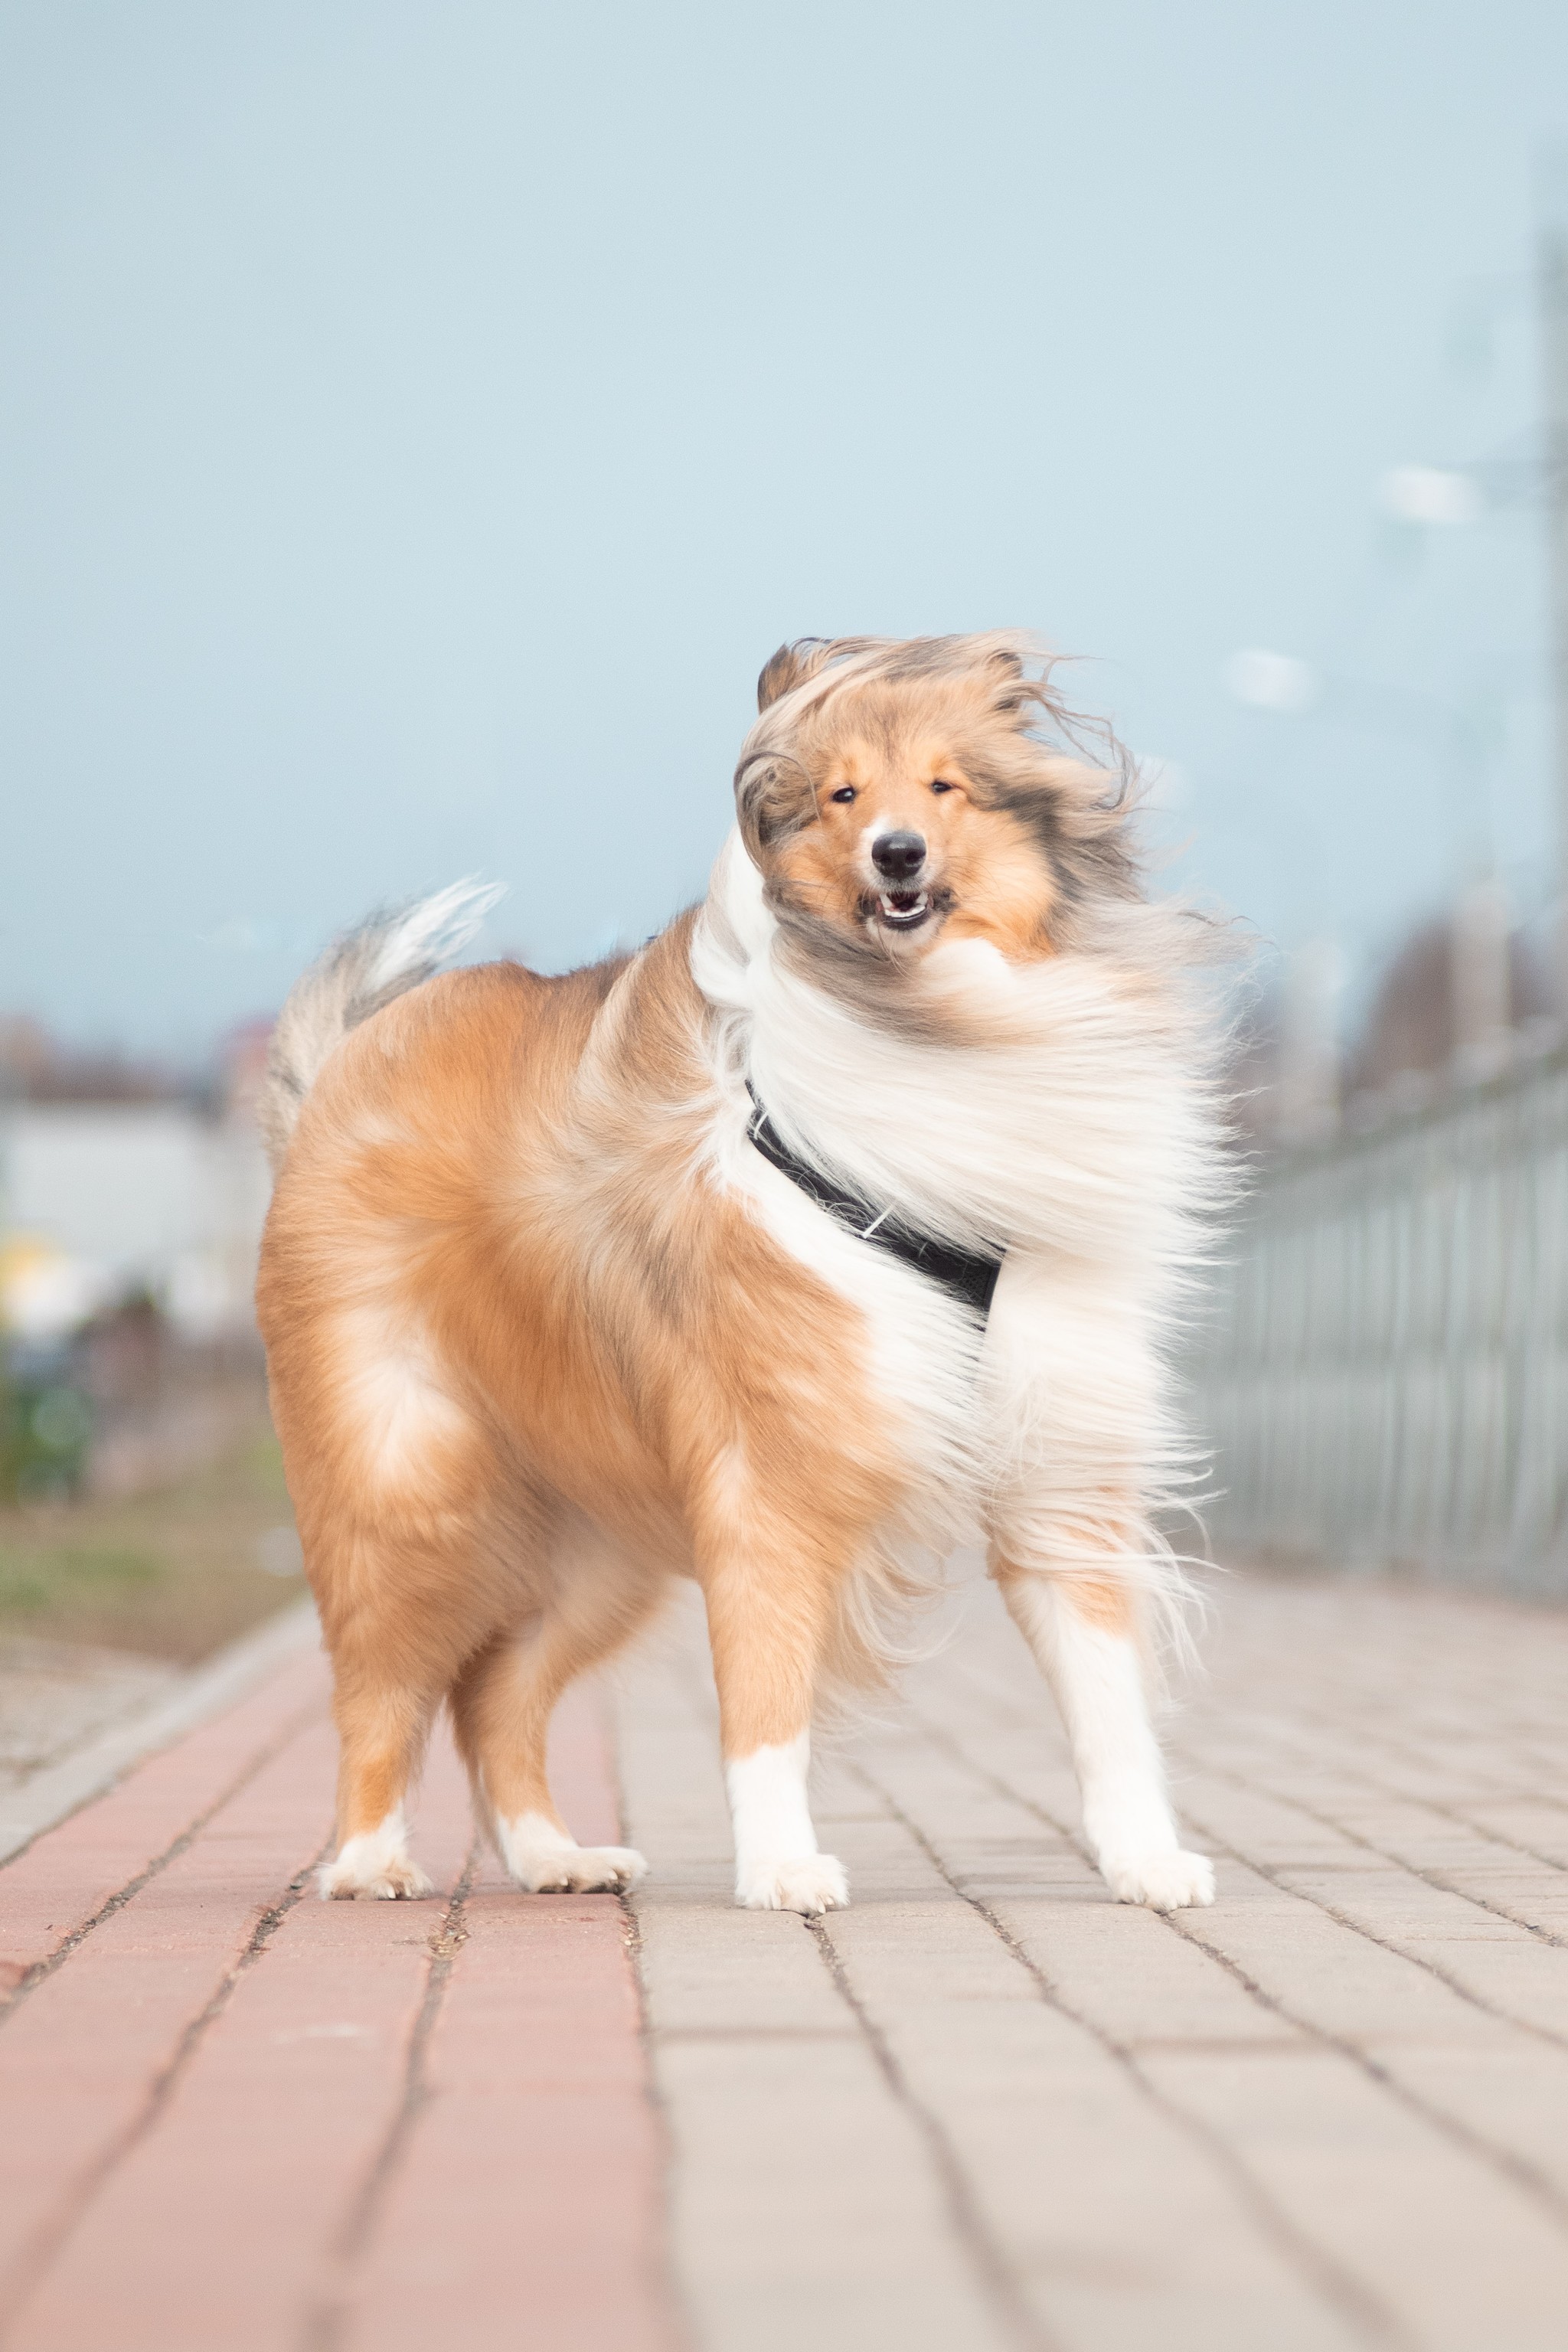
[1238,884,1558,1150]
[0,1021,273,1348]
[1343,895,1556,1102]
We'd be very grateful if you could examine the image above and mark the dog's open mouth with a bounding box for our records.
[874,889,931,931]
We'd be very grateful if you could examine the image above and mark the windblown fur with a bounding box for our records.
[256,631,1230,1919]
[256,878,505,1172]
[700,635,1228,1648]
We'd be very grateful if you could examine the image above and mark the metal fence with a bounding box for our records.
[1189,1046,1568,1599]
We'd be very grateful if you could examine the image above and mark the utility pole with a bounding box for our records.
[1275,937,1341,1146]
[1544,229,1568,1011]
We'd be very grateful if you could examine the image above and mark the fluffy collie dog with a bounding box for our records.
[256,632,1223,1916]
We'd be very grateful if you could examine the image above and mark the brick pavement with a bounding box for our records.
[0,1642,671,2351]
[619,1569,1568,2352]
[0,1565,1564,2350]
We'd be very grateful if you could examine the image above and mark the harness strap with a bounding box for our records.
[744,1084,1004,1322]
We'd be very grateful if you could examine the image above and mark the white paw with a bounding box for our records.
[495,1811,647,1893]
[736,1854,849,1915]
[510,1844,648,1893]
[318,1847,434,1902]
[1099,1847,1215,1911]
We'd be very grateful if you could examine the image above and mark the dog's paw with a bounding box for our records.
[736,1854,849,1915]
[511,1844,647,1893]
[318,1845,434,1903]
[1100,1847,1215,1912]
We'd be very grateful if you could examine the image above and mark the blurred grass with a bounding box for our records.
[0,1418,305,1664]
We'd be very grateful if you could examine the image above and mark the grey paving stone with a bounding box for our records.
[638,1903,855,2040]
[1434,1870,1568,1940]
[1171,1861,1514,2046]
[988,1892,1305,2051]
[1384,2038,1568,2203]
[822,1867,1355,2350]
[612,1567,1568,2352]
[1460,1800,1568,1868]
[658,2034,1015,2352]
[1171,1772,1387,1870]
[1142,2043,1568,2352]
[1277,1867,1568,2042]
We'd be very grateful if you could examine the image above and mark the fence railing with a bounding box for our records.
[1188,1046,1568,1599]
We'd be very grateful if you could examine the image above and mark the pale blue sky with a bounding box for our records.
[2,1,1565,1051]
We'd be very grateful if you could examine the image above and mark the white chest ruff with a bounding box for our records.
[718,1113,1166,1558]
[693,831,1206,1582]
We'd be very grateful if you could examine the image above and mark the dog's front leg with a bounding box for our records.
[700,1553,848,1916]
[996,1563,1214,1911]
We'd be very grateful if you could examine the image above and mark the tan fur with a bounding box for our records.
[259,926,906,1855]
[257,633,1165,1887]
[737,636,1140,978]
[772,712,1061,962]
[994,1556,1138,1640]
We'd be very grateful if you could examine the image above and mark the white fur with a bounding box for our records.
[495,1811,647,1893]
[260,877,505,1171]
[1003,1576,1213,1909]
[318,1809,433,1902]
[694,835,1210,1273]
[363,877,507,1000]
[333,1306,472,1491]
[691,828,1221,1911]
[726,1738,848,1914]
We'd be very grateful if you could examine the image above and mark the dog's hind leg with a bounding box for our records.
[449,1528,655,1893]
[319,1651,443,1901]
[994,1559,1214,1913]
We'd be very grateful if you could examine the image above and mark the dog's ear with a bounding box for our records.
[985,642,1027,714]
[735,752,817,856]
[756,639,829,711]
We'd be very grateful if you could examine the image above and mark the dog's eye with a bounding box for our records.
[929,779,955,795]
[830,786,857,804]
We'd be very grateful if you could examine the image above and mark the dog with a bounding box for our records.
[255,632,1222,1915]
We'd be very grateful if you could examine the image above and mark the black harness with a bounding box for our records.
[744,1084,1004,1321]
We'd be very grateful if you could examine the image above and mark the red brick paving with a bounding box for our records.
[0,1648,330,1995]
[338,1695,678,2352]
[0,1651,677,2351]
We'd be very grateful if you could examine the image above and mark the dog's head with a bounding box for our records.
[734,633,1138,967]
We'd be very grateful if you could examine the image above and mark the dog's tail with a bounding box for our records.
[256,879,505,1174]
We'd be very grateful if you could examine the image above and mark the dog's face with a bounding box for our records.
[769,712,1053,961]
[735,637,1134,967]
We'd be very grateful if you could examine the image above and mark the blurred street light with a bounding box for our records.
[1378,464,1485,526]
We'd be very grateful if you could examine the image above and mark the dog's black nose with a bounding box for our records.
[872,830,926,880]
